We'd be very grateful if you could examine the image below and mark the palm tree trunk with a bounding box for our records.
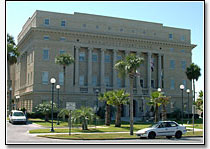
[162,104,167,121]
[63,66,66,92]
[129,77,134,135]
[105,102,111,126]
[155,103,159,122]
[115,104,121,127]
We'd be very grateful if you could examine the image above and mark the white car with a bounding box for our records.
[136,121,187,139]
[9,110,27,124]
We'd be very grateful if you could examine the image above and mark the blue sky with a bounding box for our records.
[6,1,204,95]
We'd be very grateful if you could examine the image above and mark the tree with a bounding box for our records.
[98,92,112,126]
[35,102,57,122]
[195,90,203,112]
[158,94,170,121]
[55,53,74,92]
[185,63,201,105]
[107,89,130,127]
[58,108,70,122]
[7,34,19,113]
[71,106,95,130]
[115,54,144,135]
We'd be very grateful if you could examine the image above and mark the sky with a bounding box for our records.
[6,1,204,95]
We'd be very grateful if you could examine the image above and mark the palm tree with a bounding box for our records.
[98,92,112,126]
[115,54,144,135]
[7,34,19,113]
[158,94,170,121]
[71,106,95,130]
[55,54,74,92]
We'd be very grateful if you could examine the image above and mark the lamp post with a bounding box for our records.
[56,85,60,125]
[157,88,161,92]
[16,95,20,110]
[180,84,184,125]
[95,89,99,128]
[186,89,190,122]
[50,78,56,132]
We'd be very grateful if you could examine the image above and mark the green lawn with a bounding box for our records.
[37,131,203,140]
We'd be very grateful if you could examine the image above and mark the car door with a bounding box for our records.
[156,122,168,136]
[168,122,179,135]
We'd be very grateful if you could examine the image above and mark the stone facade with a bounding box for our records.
[13,10,196,119]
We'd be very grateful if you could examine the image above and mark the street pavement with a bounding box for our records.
[6,121,204,144]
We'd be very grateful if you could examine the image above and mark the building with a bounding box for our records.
[13,10,196,119]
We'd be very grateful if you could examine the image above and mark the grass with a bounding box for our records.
[37,131,203,140]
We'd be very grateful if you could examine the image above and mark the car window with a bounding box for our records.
[165,122,171,127]
[158,123,165,128]
[169,122,178,127]
[13,112,24,116]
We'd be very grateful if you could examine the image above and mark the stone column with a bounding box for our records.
[125,51,129,91]
[100,48,105,92]
[75,46,79,88]
[88,48,92,86]
[136,51,142,94]
[158,54,162,88]
[113,49,117,88]
[147,52,151,95]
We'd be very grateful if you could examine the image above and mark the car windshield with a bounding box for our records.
[13,112,24,116]
[150,123,159,128]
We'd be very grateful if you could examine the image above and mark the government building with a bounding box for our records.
[12,10,196,120]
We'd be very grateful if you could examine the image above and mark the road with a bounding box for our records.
[6,122,204,144]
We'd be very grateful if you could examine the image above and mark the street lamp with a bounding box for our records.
[180,84,185,125]
[157,88,161,92]
[16,95,20,110]
[186,89,190,122]
[56,85,60,125]
[50,78,56,132]
[95,89,99,128]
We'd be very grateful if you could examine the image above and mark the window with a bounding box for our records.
[44,35,49,40]
[181,49,185,53]
[120,28,123,32]
[42,72,48,84]
[105,54,110,63]
[108,26,111,30]
[181,35,185,41]
[43,49,49,60]
[170,60,175,69]
[170,48,174,52]
[61,20,66,27]
[44,19,49,25]
[151,80,155,88]
[132,30,135,33]
[96,25,99,29]
[105,76,110,87]
[59,50,65,55]
[92,76,97,86]
[92,53,98,62]
[169,33,173,40]
[79,76,84,86]
[59,72,64,85]
[182,80,186,89]
[83,24,86,27]
[60,37,66,41]
[140,79,144,88]
[117,55,122,61]
[117,77,122,88]
[169,122,178,127]
[170,79,175,89]
[181,61,186,70]
[79,52,85,61]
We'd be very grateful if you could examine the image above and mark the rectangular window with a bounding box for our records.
[181,61,186,70]
[170,60,175,69]
[92,53,98,62]
[43,35,49,40]
[105,76,110,87]
[151,80,155,88]
[117,55,122,61]
[92,76,97,86]
[140,79,144,88]
[59,72,64,85]
[170,48,174,52]
[42,71,48,84]
[170,79,175,89]
[181,49,185,53]
[181,35,185,41]
[79,52,85,61]
[43,49,49,60]
[44,19,49,25]
[105,54,110,63]
[60,37,66,41]
[117,77,122,88]
[169,33,173,40]
[79,76,84,86]
[60,50,65,55]
[61,20,66,27]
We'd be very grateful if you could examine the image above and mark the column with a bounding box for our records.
[113,49,117,88]
[88,48,92,86]
[75,46,79,87]
[125,51,129,91]
[100,49,105,92]
[158,54,162,88]
[147,52,151,95]
[136,51,142,94]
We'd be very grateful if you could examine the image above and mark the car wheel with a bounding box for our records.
[175,131,182,139]
[166,136,172,139]
[148,132,156,139]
